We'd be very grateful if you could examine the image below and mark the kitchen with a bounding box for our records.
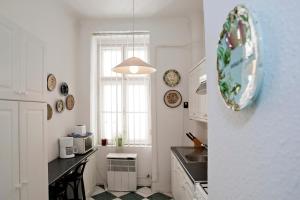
[0,0,300,200]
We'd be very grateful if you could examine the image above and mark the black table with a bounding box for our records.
[48,148,98,185]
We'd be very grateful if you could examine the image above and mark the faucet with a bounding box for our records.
[201,143,208,150]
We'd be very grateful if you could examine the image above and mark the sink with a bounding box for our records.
[175,147,208,163]
[185,154,208,162]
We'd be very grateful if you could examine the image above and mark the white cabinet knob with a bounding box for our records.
[15,184,21,189]
[21,180,29,185]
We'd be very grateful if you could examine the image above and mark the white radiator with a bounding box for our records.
[107,153,137,191]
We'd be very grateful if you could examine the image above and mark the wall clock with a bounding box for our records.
[217,5,263,111]
[47,104,53,120]
[164,90,182,108]
[60,82,69,96]
[66,95,75,110]
[56,100,64,113]
[47,74,56,91]
[163,69,181,87]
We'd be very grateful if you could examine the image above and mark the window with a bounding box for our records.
[96,33,151,145]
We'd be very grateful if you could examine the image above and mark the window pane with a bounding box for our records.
[101,47,122,77]
[127,113,148,144]
[126,82,149,113]
[102,112,123,141]
[126,46,148,61]
[102,83,122,112]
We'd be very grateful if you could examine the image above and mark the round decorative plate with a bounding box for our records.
[217,5,263,111]
[163,69,181,87]
[47,74,56,91]
[47,104,53,120]
[164,90,182,108]
[56,100,64,113]
[66,95,75,110]
[60,82,69,96]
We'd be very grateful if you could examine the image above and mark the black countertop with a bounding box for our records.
[48,147,98,185]
[171,146,207,183]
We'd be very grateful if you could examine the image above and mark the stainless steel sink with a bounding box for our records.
[185,154,208,162]
[176,147,208,163]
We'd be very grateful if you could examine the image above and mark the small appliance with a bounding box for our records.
[74,125,87,136]
[71,132,94,154]
[59,137,75,159]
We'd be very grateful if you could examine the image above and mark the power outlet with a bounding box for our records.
[183,102,188,108]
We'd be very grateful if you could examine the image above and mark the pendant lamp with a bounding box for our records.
[112,0,156,74]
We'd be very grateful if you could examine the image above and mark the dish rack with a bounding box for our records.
[107,153,137,191]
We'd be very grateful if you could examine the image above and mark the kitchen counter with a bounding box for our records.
[48,147,98,185]
[171,146,207,183]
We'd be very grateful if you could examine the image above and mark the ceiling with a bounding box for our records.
[62,0,203,19]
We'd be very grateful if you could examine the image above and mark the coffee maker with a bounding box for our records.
[59,137,75,159]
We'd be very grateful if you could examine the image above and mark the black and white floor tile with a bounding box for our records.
[90,185,173,200]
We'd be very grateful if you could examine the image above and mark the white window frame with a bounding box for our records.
[96,34,152,146]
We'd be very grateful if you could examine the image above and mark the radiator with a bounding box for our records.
[107,153,137,191]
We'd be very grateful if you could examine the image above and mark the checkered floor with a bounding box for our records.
[90,185,173,200]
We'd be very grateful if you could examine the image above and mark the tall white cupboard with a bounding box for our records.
[0,16,48,200]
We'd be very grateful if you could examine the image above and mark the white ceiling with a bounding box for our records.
[62,0,203,19]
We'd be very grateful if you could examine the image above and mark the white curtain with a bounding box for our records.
[96,32,152,146]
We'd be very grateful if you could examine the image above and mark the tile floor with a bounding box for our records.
[90,185,173,200]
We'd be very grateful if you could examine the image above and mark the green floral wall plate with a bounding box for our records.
[217,5,263,111]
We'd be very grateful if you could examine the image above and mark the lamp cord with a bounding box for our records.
[132,0,135,57]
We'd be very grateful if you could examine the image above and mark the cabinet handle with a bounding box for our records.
[21,180,29,185]
[15,183,22,189]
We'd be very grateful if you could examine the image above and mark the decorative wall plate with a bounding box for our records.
[60,82,69,96]
[56,100,64,113]
[164,90,182,108]
[47,104,53,120]
[217,5,262,111]
[66,95,75,110]
[47,74,56,91]
[163,69,181,87]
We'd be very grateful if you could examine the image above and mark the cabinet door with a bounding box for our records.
[189,70,198,120]
[195,66,203,120]
[171,154,175,195]
[20,33,45,102]
[0,100,20,200]
[0,18,20,100]
[174,167,183,200]
[188,71,194,119]
[19,102,47,200]
[202,94,208,120]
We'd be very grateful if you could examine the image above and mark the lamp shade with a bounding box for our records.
[112,57,156,74]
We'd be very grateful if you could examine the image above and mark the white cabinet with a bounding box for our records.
[19,102,48,200]
[189,58,207,122]
[195,184,208,200]
[0,17,20,100]
[171,152,195,200]
[0,17,45,102]
[0,101,20,200]
[0,100,48,200]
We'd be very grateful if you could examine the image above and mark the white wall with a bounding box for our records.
[204,1,300,200]
[189,12,206,66]
[78,17,204,193]
[0,0,79,161]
